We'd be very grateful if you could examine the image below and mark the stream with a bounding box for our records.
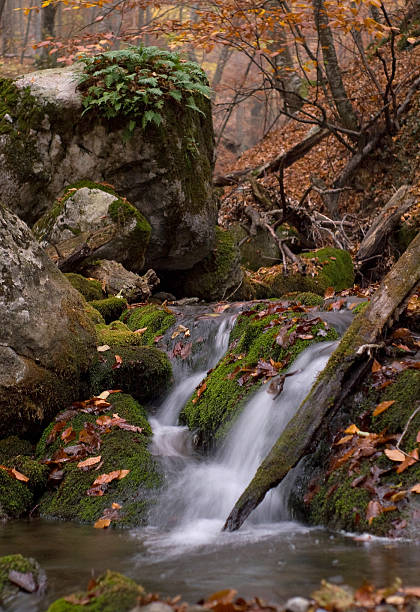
[1,305,419,611]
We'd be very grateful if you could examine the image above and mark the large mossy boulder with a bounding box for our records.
[244,247,354,298]
[33,183,151,273]
[88,345,172,403]
[0,47,217,272]
[120,304,177,346]
[180,297,338,451]
[0,204,96,438]
[37,393,163,526]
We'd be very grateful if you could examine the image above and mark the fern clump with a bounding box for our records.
[77,45,211,137]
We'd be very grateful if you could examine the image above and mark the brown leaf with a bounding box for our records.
[93,469,129,486]
[324,287,335,299]
[0,465,29,483]
[154,335,164,343]
[371,359,382,373]
[134,327,148,334]
[94,518,111,529]
[390,490,407,502]
[61,426,76,443]
[373,400,395,417]
[384,448,406,462]
[77,456,102,469]
[46,421,68,445]
[403,587,420,597]
[396,448,418,474]
[366,500,383,525]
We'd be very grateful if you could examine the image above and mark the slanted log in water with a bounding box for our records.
[223,231,420,531]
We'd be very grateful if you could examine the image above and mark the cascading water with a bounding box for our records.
[149,326,340,548]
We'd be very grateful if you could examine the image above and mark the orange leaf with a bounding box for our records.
[371,359,382,373]
[335,434,353,445]
[77,456,102,469]
[0,465,29,482]
[384,448,406,462]
[366,500,383,525]
[324,287,335,299]
[373,400,395,417]
[411,483,420,493]
[94,518,111,529]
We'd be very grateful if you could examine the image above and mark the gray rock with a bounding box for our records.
[0,204,96,437]
[130,603,174,612]
[284,597,312,612]
[33,185,151,273]
[82,260,159,303]
[0,66,217,272]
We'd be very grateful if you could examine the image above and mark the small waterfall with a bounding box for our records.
[149,339,339,546]
[150,314,235,458]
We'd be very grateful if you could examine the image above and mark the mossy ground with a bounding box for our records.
[180,301,338,450]
[88,345,172,403]
[89,297,128,324]
[120,304,176,345]
[46,570,144,612]
[37,393,162,526]
[306,368,420,536]
[65,273,103,302]
[249,248,354,298]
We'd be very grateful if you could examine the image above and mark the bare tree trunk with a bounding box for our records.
[212,45,232,89]
[223,230,420,531]
[312,0,359,134]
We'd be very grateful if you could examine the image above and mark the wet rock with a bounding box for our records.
[131,603,174,612]
[0,204,96,438]
[0,64,216,272]
[34,184,151,273]
[82,260,159,303]
[285,597,312,612]
[0,554,46,606]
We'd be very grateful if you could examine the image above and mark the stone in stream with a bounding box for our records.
[0,554,46,605]
[0,204,97,439]
[0,58,216,272]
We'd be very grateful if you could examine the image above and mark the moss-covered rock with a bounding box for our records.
[85,303,106,325]
[33,182,152,273]
[0,436,32,463]
[0,469,33,520]
[89,297,128,324]
[246,248,354,298]
[175,226,243,301]
[37,393,163,526]
[232,223,301,271]
[65,273,104,302]
[0,204,97,439]
[180,301,338,450]
[96,321,148,347]
[47,570,143,612]
[0,554,45,602]
[1,59,217,272]
[88,345,172,403]
[300,367,420,537]
[120,303,176,345]
[283,292,325,307]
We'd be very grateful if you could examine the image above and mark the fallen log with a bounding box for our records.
[356,185,416,263]
[223,230,420,531]
[214,128,329,187]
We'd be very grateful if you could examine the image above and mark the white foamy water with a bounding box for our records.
[148,339,339,550]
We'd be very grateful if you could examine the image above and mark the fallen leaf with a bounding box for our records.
[77,456,102,469]
[335,434,354,445]
[390,490,407,502]
[366,500,383,525]
[97,391,110,400]
[0,466,29,483]
[134,327,148,334]
[411,483,420,493]
[371,359,382,373]
[373,400,395,417]
[93,469,129,486]
[94,518,111,529]
[384,448,406,462]
[97,345,110,352]
[404,587,420,597]
[324,287,335,299]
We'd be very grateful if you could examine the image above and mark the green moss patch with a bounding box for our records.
[0,469,33,520]
[0,436,32,463]
[37,393,162,526]
[121,303,176,345]
[306,368,420,536]
[249,248,354,298]
[95,321,148,347]
[180,302,338,450]
[47,570,143,612]
[90,297,128,324]
[65,273,104,302]
[88,345,172,403]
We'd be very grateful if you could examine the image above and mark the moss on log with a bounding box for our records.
[223,231,420,531]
